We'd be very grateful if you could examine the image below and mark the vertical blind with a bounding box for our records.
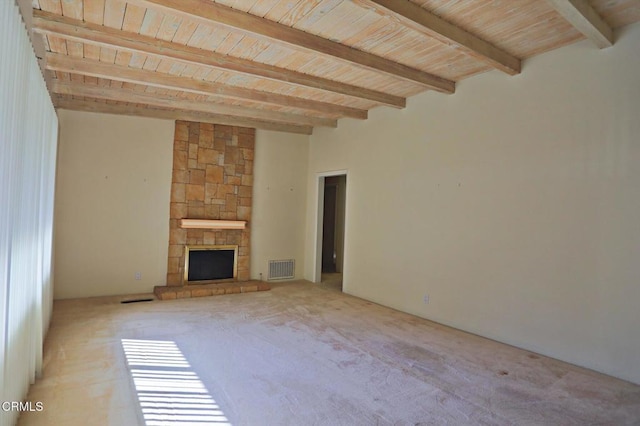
[0,1,58,425]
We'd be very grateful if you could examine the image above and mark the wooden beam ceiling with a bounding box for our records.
[546,0,614,48]
[31,10,407,108]
[366,0,521,75]
[30,0,637,135]
[129,0,456,93]
[50,80,338,128]
[52,97,314,135]
[44,53,368,120]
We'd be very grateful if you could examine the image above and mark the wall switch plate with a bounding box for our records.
[423,294,429,304]
[135,272,142,280]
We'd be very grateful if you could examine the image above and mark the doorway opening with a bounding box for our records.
[314,172,347,291]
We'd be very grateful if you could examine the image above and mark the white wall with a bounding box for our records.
[54,111,174,298]
[251,130,309,280]
[54,116,310,297]
[305,23,640,384]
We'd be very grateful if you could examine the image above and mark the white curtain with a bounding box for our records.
[0,1,58,425]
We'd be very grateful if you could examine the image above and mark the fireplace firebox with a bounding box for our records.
[184,245,238,284]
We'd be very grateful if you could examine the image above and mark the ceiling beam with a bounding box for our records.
[50,81,337,128]
[366,0,520,75]
[130,0,455,93]
[546,0,613,48]
[32,10,406,108]
[45,53,366,120]
[52,97,314,135]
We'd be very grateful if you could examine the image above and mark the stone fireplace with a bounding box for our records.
[154,121,268,300]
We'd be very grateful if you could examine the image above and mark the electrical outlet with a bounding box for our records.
[423,294,429,304]
[135,272,142,280]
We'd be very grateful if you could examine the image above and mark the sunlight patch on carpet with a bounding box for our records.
[122,339,231,425]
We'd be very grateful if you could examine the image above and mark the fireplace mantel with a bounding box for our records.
[179,219,246,230]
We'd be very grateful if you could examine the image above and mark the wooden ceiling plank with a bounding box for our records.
[84,0,105,25]
[32,10,405,107]
[44,53,367,119]
[37,0,62,14]
[283,1,329,27]
[60,0,82,19]
[170,62,189,76]
[294,0,342,28]
[180,63,200,79]
[248,0,281,18]
[51,80,337,127]
[171,19,199,45]
[185,23,216,49]
[46,34,68,54]
[41,30,51,51]
[114,50,133,67]
[307,1,362,40]
[139,7,164,37]
[154,59,173,74]
[66,40,83,58]
[69,73,83,83]
[84,44,101,61]
[366,0,521,75]
[60,0,83,60]
[266,0,309,25]
[121,4,146,33]
[142,55,162,71]
[229,37,263,61]
[103,0,127,29]
[129,0,455,92]
[128,51,147,68]
[546,0,613,48]
[53,97,314,134]
[156,14,182,41]
[214,31,246,56]
[202,68,225,83]
[99,46,117,64]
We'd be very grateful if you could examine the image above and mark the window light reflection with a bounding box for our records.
[122,339,231,425]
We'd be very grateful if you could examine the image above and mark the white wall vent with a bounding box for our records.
[268,259,295,280]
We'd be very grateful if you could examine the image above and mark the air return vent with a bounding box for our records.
[268,259,295,280]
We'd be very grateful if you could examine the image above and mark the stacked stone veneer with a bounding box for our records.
[166,121,254,286]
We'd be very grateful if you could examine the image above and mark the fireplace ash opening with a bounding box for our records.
[185,245,238,283]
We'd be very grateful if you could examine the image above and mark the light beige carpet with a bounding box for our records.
[19,280,640,425]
